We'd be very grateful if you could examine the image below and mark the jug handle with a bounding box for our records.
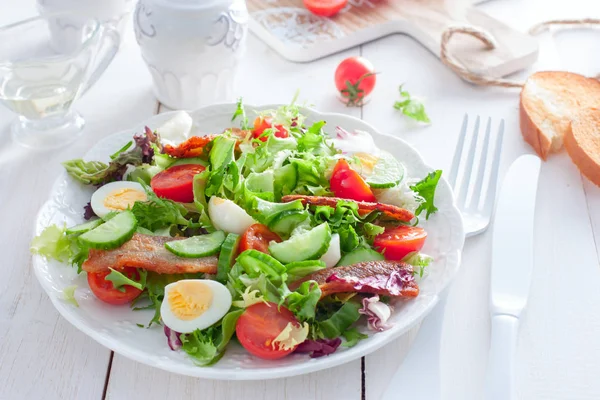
[82,26,119,95]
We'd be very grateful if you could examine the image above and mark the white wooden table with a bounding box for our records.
[1,1,599,399]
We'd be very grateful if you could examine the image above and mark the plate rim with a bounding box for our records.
[32,103,465,380]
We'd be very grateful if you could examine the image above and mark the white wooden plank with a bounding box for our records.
[106,34,363,399]
[0,18,158,400]
[583,180,600,265]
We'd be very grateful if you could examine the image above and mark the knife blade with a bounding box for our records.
[484,154,541,400]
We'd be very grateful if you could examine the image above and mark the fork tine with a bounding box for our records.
[456,116,480,207]
[448,114,468,190]
[482,119,504,215]
[469,117,492,210]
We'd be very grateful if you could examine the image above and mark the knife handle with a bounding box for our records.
[484,314,519,400]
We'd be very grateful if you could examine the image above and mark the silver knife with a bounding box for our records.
[483,154,541,399]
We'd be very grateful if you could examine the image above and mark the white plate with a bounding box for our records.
[33,103,464,380]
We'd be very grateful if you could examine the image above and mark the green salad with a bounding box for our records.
[31,100,441,364]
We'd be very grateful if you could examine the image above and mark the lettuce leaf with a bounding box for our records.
[286,280,321,321]
[410,170,442,219]
[30,224,74,262]
[131,182,191,231]
[105,268,147,292]
[62,127,161,186]
[180,309,243,366]
[316,301,361,339]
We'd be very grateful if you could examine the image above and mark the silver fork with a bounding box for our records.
[381,115,504,400]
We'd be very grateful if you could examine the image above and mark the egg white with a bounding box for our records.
[160,279,232,333]
[157,111,193,147]
[208,197,256,235]
[320,233,341,268]
[90,181,146,218]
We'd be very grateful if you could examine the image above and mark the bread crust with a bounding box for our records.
[564,108,600,186]
[519,71,600,160]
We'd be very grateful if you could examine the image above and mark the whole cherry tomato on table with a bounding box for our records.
[335,56,377,106]
[303,0,348,17]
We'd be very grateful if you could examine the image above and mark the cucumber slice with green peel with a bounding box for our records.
[172,157,208,167]
[365,152,405,189]
[285,260,326,283]
[165,230,226,258]
[65,219,104,235]
[337,247,384,267]
[268,222,332,264]
[268,210,309,237]
[216,233,240,283]
[78,211,137,250]
[237,249,286,283]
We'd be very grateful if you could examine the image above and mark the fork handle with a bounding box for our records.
[483,314,519,400]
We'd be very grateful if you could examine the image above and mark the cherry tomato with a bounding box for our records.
[236,302,301,360]
[329,159,377,202]
[303,0,348,17]
[253,117,289,142]
[334,57,376,106]
[150,164,205,203]
[373,226,427,261]
[239,224,282,254]
[87,267,142,305]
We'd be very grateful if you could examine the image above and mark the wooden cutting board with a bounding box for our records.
[248,0,539,78]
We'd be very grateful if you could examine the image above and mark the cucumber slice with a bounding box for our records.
[79,211,137,250]
[165,230,225,258]
[65,219,104,235]
[268,210,309,237]
[172,157,208,167]
[285,260,326,283]
[337,247,384,267]
[274,163,297,198]
[268,223,332,264]
[365,152,405,189]
[217,233,240,283]
[237,249,286,282]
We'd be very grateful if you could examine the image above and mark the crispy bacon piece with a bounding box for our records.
[290,260,419,299]
[82,233,218,275]
[280,195,415,222]
[162,128,250,158]
[163,135,216,158]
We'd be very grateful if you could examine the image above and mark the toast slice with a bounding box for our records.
[520,71,600,159]
[565,108,600,186]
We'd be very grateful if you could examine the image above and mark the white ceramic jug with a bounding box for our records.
[133,0,248,109]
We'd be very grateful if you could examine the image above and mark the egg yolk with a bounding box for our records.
[354,152,378,174]
[103,188,147,211]
[168,281,213,320]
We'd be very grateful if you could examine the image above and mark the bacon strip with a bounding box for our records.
[280,195,415,222]
[290,260,419,299]
[163,128,249,158]
[82,233,218,275]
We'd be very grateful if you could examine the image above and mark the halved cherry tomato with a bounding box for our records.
[329,159,377,202]
[150,164,205,203]
[87,267,142,305]
[239,224,282,254]
[304,0,348,17]
[373,226,427,261]
[236,302,300,360]
[253,116,289,142]
[335,56,376,106]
